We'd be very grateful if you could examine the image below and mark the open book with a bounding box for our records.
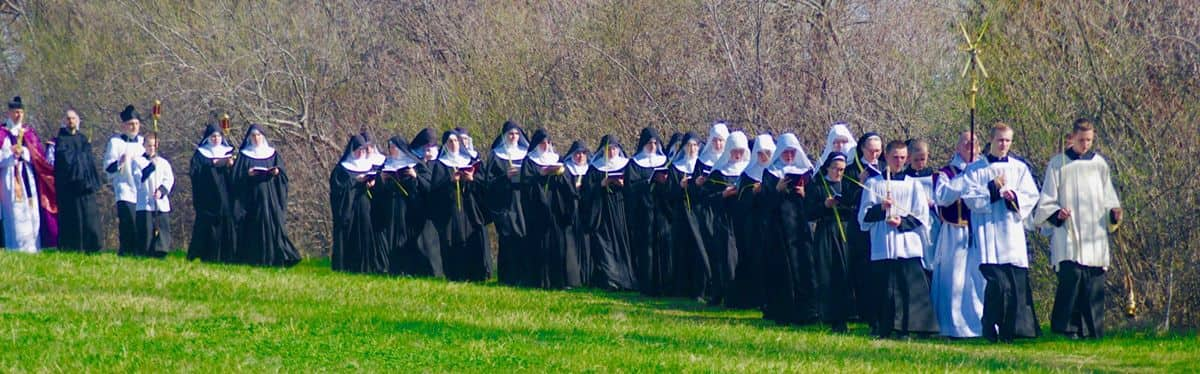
[249,166,277,175]
[606,171,624,183]
[783,166,812,187]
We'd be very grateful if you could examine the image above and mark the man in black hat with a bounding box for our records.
[104,105,145,256]
[2,96,59,252]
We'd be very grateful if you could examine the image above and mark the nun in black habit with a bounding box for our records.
[483,120,529,286]
[401,128,445,277]
[187,124,238,262]
[329,134,386,274]
[758,133,819,325]
[694,131,749,305]
[667,132,710,299]
[803,151,858,332]
[664,132,682,160]
[561,140,592,287]
[429,130,492,282]
[519,129,580,289]
[726,133,777,310]
[373,135,429,276]
[584,135,637,291]
[231,125,301,267]
[624,127,675,296]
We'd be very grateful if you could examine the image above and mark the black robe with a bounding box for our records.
[696,171,739,303]
[430,160,492,282]
[232,152,301,267]
[329,164,387,274]
[803,174,856,326]
[760,171,817,324]
[373,164,429,276]
[403,165,445,278]
[521,161,580,289]
[563,169,592,287]
[188,150,237,262]
[842,156,880,322]
[484,155,527,286]
[726,172,771,309]
[52,128,102,253]
[980,264,1042,341]
[668,166,709,298]
[624,161,673,296]
[584,166,636,290]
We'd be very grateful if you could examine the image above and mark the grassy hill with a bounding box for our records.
[0,251,1194,372]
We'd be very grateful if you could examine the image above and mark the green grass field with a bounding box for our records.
[1,251,1194,372]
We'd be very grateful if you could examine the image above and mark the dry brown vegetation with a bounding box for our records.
[1,0,1196,331]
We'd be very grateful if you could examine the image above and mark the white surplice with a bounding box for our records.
[132,155,175,212]
[104,134,145,204]
[1033,152,1121,270]
[857,173,930,262]
[0,124,41,252]
[961,156,1040,268]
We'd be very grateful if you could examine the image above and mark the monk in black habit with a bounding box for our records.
[329,134,387,274]
[625,127,674,296]
[520,129,580,289]
[429,130,491,282]
[584,135,637,291]
[482,120,529,286]
[561,140,592,287]
[668,132,710,299]
[231,125,301,267]
[53,109,103,253]
[374,135,428,276]
[401,128,444,277]
[187,124,237,262]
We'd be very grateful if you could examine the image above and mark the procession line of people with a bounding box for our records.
[2,94,1122,341]
[327,118,1122,341]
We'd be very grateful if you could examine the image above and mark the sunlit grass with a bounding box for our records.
[0,251,1194,372]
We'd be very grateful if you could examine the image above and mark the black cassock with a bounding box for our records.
[52,128,103,253]
[429,156,491,282]
[187,127,237,262]
[802,173,856,328]
[231,127,300,267]
[329,139,387,274]
[521,154,579,289]
[759,171,818,323]
[696,171,739,303]
[726,172,772,309]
